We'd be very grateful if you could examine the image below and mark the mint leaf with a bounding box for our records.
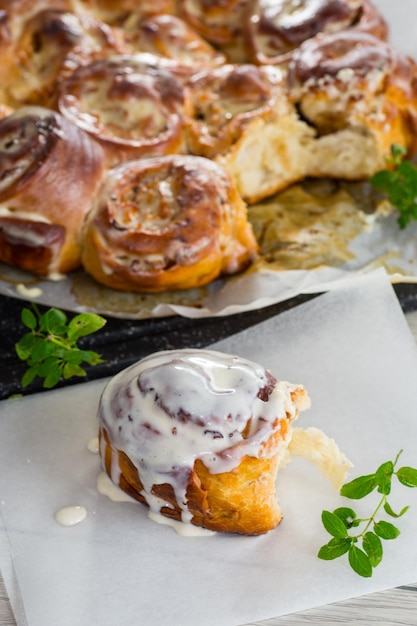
[348,546,373,578]
[340,474,376,499]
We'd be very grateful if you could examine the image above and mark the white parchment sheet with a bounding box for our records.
[1,270,417,626]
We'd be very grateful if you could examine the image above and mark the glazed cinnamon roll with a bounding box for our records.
[58,54,189,167]
[185,63,314,203]
[244,0,388,65]
[0,106,106,278]
[98,348,311,535]
[287,31,417,179]
[81,155,258,293]
[119,14,226,78]
[2,8,125,108]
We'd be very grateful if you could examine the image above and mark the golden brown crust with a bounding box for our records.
[119,14,226,78]
[81,154,258,292]
[58,54,189,167]
[244,0,388,65]
[178,0,251,46]
[287,31,417,179]
[100,426,284,535]
[0,106,106,277]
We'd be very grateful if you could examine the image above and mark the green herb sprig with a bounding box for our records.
[318,450,417,578]
[15,304,106,389]
[370,144,417,229]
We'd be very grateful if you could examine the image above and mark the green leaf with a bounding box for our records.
[36,357,62,378]
[29,337,53,363]
[318,538,352,560]
[333,507,358,528]
[78,349,104,366]
[375,460,394,495]
[67,313,106,340]
[15,333,36,361]
[321,510,348,538]
[21,366,39,388]
[396,467,417,488]
[374,520,400,540]
[362,532,383,567]
[384,501,410,518]
[63,349,85,365]
[63,363,86,379]
[21,308,37,330]
[348,545,373,578]
[340,474,376,499]
[43,367,62,389]
[40,308,67,334]
[370,170,392,193]
[370,144,417,229]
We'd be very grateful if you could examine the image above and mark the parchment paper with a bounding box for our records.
[1,270,417,626]
[0,0,416,320]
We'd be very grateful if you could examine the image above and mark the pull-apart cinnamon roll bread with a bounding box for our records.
[244,0,388,66]
[58,54,189,167]
[0,106,106,278]
[81,154,258,292]
[98,348,311,535]
[287,31,417,180]
[185,63,314,203]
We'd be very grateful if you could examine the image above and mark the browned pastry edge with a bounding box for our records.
[99,421,289,535]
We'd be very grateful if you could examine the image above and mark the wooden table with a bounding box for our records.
[2,311,417,626]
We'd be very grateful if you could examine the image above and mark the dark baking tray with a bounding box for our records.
[1,282,417,400]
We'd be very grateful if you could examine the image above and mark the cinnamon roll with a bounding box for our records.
[58,54,189,167]
[98,348,311,535]
[287,31,417,179]
[0,106,106,278]
[3,8,125,109]
[244,0,388,65]
[119,14,226,78]
[185,63,314,203]
[81,155,258,293]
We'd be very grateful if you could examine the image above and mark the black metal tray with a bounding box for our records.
[1,282,417,400]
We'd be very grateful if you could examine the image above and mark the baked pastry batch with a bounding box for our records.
[1,0,417,292]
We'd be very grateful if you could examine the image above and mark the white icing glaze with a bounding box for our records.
[87,437,99,453]
[54,505,87,527]
[15,283,42,298]
[98,348,306,524]
[96,471,137,503]
[148,510,216,537]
